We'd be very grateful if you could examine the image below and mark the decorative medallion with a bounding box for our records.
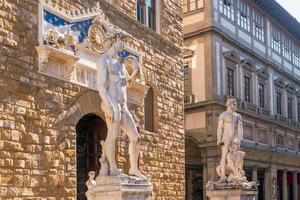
[88,15,110,53]
[87,11,123,53]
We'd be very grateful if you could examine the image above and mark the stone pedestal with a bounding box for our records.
[206,189,257,200]
[206,181,258,200]
[92,174,152,200]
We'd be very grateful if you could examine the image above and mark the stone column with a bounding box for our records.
[203,165,208,200]
[283,170,288,200]
[252,167,258,200]
[264,167,277,200]
[293,171,298,200]
[252,166,258,182]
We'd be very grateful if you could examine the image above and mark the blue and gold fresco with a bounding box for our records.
[44,10,93,43]
[43,10,135,58]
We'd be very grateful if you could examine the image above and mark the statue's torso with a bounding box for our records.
[103,55,127,105]
[222,112,240,141]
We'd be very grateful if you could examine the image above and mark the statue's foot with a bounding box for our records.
[129,168,147,179]
[110,168,122,176]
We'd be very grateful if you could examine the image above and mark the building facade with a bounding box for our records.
[183,0,300,200]
[0,0,184,199]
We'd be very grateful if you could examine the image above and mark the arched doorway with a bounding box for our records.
[185,137,203,200]
[76,113,107,200]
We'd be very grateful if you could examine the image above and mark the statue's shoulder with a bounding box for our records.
[235,112,242,120]
[219,111,226,118]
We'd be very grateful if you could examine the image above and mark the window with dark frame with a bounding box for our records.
[258,83,264,108]
[183,0,203,13]
[137,0,146,24]
[276,92,282,115]
[244,76,251,102]
[288,97,293,119]
[283,35,292,61]
[144,86,154,132]
[293,46,300,68]
[147,0,156,30]
[220,0,235,21]
[276,134,285,147]
[271,26,281,54]
[227,67,234,96]
[136,0,156,30]
[253,11,264,42]
[237,0,250,32]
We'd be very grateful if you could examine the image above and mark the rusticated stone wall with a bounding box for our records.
[0,0,184,199]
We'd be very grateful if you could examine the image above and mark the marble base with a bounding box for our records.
[206,189,257,200]
[206,180,258,200]
[92,174,152,200]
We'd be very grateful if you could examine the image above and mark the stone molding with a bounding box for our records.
[36,45,80,79]
[40,0,100,23]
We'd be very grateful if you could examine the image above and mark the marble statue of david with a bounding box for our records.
[96,31,145,179]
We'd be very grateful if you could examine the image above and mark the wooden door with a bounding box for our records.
[76,114,107,200]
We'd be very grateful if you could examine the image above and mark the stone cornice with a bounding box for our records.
[241,59,256,72]
[40,0,100,23]
[223,50,241,63]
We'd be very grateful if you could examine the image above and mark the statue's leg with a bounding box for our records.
[120,108,144,178]
[220,143,229,180]
[104,105,122,176]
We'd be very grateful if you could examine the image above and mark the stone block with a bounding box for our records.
[24,132,40,144]
[92,175,153,200]
[11,130,20,141]
[14,159,25,168]
[3,141,23,151]
[15,106,26,115]
[206,189,257,200]
[4,120,15,129]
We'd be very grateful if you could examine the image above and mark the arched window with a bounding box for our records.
[144,86,154,132]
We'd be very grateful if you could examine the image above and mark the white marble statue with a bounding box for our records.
[216,98,244,182]
[85,171,96,200]
[96,30,145,178]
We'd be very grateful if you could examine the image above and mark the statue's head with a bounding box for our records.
[111,32,127,52]
[88,171,95,179]
[226,98,237,111]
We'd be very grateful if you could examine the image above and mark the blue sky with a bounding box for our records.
[276,0,300,22]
